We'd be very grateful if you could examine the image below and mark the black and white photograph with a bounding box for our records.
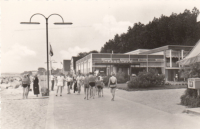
[1,0,200,129]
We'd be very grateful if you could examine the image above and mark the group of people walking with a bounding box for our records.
[21,74,40,99]
[21,72,118,101]
[52,72,118,101]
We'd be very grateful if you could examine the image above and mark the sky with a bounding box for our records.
[1,0,200,73]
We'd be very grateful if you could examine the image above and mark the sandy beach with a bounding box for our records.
[1,83,49,129]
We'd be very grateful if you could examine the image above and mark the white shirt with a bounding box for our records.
[50,75,54,81]
[66,76,72,82]
[57,76,64,86]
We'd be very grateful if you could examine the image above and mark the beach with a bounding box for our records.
[1,83,49,129]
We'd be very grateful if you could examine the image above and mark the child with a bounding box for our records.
[96,76,104,97]
[89,72,96,99]
[83,74,89,100]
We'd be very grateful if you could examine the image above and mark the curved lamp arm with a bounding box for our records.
[47,13,64,22]
[30,13,46,22]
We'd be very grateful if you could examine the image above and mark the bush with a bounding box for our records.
[180,62,200,107]
[116,71,129,83]
[181,89,200,107]
[128,68,165,88]
[102,75,110,86]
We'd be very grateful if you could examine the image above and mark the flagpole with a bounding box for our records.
[48,43,51,91]
[49,43,52,76]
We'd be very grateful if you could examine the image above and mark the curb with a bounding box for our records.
[45,91,55,129]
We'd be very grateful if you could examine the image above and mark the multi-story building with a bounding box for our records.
[70,56,82,74]
[76,45,193,81]
[63,60,71,74]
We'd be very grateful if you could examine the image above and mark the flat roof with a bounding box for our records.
[139,45,193,54]
[125,49,150,54]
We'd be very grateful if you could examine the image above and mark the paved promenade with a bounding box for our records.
[46,87,200,129]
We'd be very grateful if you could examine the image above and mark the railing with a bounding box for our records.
[166,62,179,67]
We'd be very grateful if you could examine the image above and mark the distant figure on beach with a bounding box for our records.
[50,75,55,91]
[27,74,31,97]
[33,75,40,97]
[108,73,117,101]
[22,74,29,99]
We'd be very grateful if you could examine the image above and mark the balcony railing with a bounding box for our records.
[166,62,179,67]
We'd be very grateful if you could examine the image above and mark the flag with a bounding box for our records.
[50,44,53,56]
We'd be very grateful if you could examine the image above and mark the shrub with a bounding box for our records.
[102,75,110,86]
[128,68,165,88]
[181,89,200,107]
[180,62,200,107]
[116,71,129,83]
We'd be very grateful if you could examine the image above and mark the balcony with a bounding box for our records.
[166,62,179,67]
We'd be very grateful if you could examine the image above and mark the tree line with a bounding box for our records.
[100,7,200,53]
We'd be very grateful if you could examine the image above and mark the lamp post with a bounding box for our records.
[21,13,72,96]
[197,14,200,96]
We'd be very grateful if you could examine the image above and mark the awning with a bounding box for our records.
[177,40,200,65]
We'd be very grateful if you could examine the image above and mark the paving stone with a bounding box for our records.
[46,87,200,129]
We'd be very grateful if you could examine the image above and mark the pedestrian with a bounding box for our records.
[63,74,67,89]
[76,73,82,94]
[88,72,96,99]
[108,73,117,101]
[73,78,78,93]
[99,74,104,97]
[33,74,40,97]
[22,74,29,99]
[27,74,31,98]
[83,74,89,100]
[50,75,55,91]
[54,75,58,86]
[66,74,72,94]
[96,76,104,97]
[56,73,65,96]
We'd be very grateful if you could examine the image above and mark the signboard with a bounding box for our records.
[188,78,200,89]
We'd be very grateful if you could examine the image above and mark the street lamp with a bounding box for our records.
[21,13,72,96]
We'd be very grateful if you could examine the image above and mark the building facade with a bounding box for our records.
[63,60,71,74]
[70,57,82,74]
[76,45,193,81]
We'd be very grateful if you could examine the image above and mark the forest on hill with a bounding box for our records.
[100,7,200,53]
